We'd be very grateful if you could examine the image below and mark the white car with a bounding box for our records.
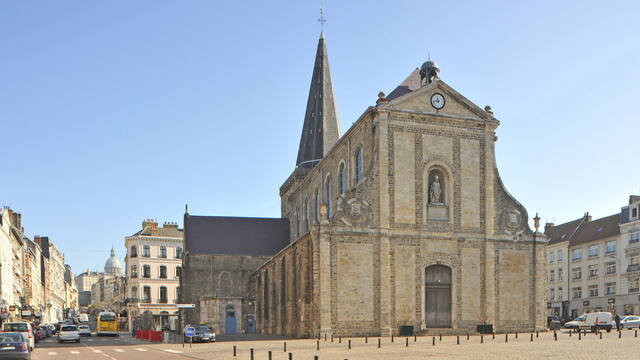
[57,325,80,343]
[0,321,34,351]
[621,315,640,329]
[564,312,613,332]
[77,325,91,336]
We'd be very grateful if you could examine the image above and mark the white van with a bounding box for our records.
[1,321,35,350]
[565,312,613,332]
[77,314,89,323]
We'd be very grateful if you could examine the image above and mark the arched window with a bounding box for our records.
[160,245,167,258]
[143,265,151,278]
[339,163,346,194]
[304,198,309,231]
[355,148,363,183]
[326,176,332,219]
[130,245,137,257]
[142,245,150,257]
[315,188,320,223]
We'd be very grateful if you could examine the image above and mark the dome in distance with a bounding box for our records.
[104,247,122,276]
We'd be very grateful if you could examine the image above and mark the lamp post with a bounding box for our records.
[533,212,541,331]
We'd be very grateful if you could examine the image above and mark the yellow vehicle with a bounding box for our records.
[96,312,118,336]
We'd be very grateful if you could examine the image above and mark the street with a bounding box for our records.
[32,333,191,360]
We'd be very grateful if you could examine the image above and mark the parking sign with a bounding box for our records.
[185,326,195,337]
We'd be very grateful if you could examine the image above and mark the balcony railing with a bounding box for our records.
[627,264,640,272]
[159,298,168,304]
[141,298,151,303]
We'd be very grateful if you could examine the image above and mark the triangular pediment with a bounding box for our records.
[380,77,495,122]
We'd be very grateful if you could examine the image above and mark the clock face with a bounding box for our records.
[430,93,445,110]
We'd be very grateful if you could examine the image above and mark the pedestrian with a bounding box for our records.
[615,313,621,331]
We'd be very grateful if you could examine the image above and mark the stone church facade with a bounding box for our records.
[253,32,546,337]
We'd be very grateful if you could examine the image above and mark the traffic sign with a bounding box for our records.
[185,326,195,337]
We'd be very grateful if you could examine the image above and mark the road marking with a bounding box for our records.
[114,349,125,352]
[48,352,57,355]
[163,349,182,353]
[135,348,148,351]
[87,338,94,341]
[92,349,103,353]
[71,351,80,354]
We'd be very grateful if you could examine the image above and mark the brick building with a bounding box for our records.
[252,31,546,337]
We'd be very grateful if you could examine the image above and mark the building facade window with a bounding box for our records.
[632,207,639,220]
[339,163,346,194]
[131,286,138,299]
[326,177,332,218]
[589,245,599,257]
[160,246,167,258]
[605,262,616,274]
[549,270,555,282]
[631,232,640,244]
[572,287,582,299]
[625,304,634,315]
[572,249,582,261]
[355,148,363,183]
[143,286,151,302]
[131,265,138,278]
[606,282,616,295]
[630,278,640,293]
[572,268,582,281]
[143,245,150,257]
[588,264,598,278]
[558,287,563,301]
[588,285,598,297]
[159,286,168,303]
[176,266,182,278]
[629,254,640,272]
[296,207,300,237]
[549,288,555,301]
[159,265,167,279]
[606,241,616,254]
[549,252,555,263]
[304,198,309,232]
[130,245,137,257]
[557,250,563,262]
[176,247,183,259]
[558,268,563,281]
[143,265,151,278]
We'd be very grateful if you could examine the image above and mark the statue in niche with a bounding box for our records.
[428,170,445,205]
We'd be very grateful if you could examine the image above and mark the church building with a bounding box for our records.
[252,31,547,337]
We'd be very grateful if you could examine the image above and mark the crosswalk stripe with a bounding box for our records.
[71,351,80,355]
[135,348,147,352]
[114,349,125,352]
[92,349,103,353]
[163,349,182,353]
[48,352,57,355]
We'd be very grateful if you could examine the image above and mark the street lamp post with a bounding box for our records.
[533,212,541,330]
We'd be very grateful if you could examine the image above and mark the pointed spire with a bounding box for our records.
[296,33,341,168]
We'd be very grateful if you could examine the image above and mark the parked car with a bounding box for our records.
[564,312,612,332]
[77,325,91,337]
[46,324,56,335]
[34,328,44,341]
[0,332,31,360]
[1,321,34,351]
[621,315,640,329]
[57,325,80,343]
[183,324,216,343]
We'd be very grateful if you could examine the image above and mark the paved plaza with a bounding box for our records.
[146,329,640,360]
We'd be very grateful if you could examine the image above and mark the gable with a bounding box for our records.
[381,79,494,122]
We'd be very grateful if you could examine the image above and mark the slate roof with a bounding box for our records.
[385,68,422,101]
[184,215,289,256]
[545,217,585,245]
[570,213,620,247]
[296,32,341,169]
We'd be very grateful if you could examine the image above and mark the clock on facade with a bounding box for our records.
[430,93,445,110]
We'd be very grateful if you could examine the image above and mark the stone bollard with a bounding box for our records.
[405,338,408,347]
[481,335,483,344]
[457,336,460,345]
[432,337,435,346]
[378,338,381,348]
[268,351,272,360]
[391,335,394,343]
[314,356,318,360]
[365,336,368,344]
[439,333,442,341]
[569,330,571,337]
[530,333,533,342]
[505,334,508,343]
[317,340,320,351]
[600,332,602,340]
[466,333,469,340]
[492,332,495,340]
[414,334,417,342]
[331,334,334,343]
[288,353,292,360]
[554,331,557,341]
[284,342,287,352]
[233,345,237,357]
[515,332,518,339]
[536,331,539,338]
[348,339,351,349]
[250,348,254,360]
[619,331,622,339]
[635,330,638,338]
[579,332,582,340]
[325,334,327,341]
[339,336,342,344]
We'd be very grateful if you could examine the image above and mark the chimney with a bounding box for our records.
[544,223,554,233]
[34,235,41,246]
[585,212,592,222]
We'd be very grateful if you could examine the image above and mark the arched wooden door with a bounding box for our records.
[425,265,452,328]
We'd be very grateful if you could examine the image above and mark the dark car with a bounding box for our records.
[41,326,51,337]
[34,328,44,341]
[0,332,31,360]
[183,324,216,343]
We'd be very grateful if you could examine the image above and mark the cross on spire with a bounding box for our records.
[318,1,327,34]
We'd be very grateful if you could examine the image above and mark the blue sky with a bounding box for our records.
[1,1,639,274]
